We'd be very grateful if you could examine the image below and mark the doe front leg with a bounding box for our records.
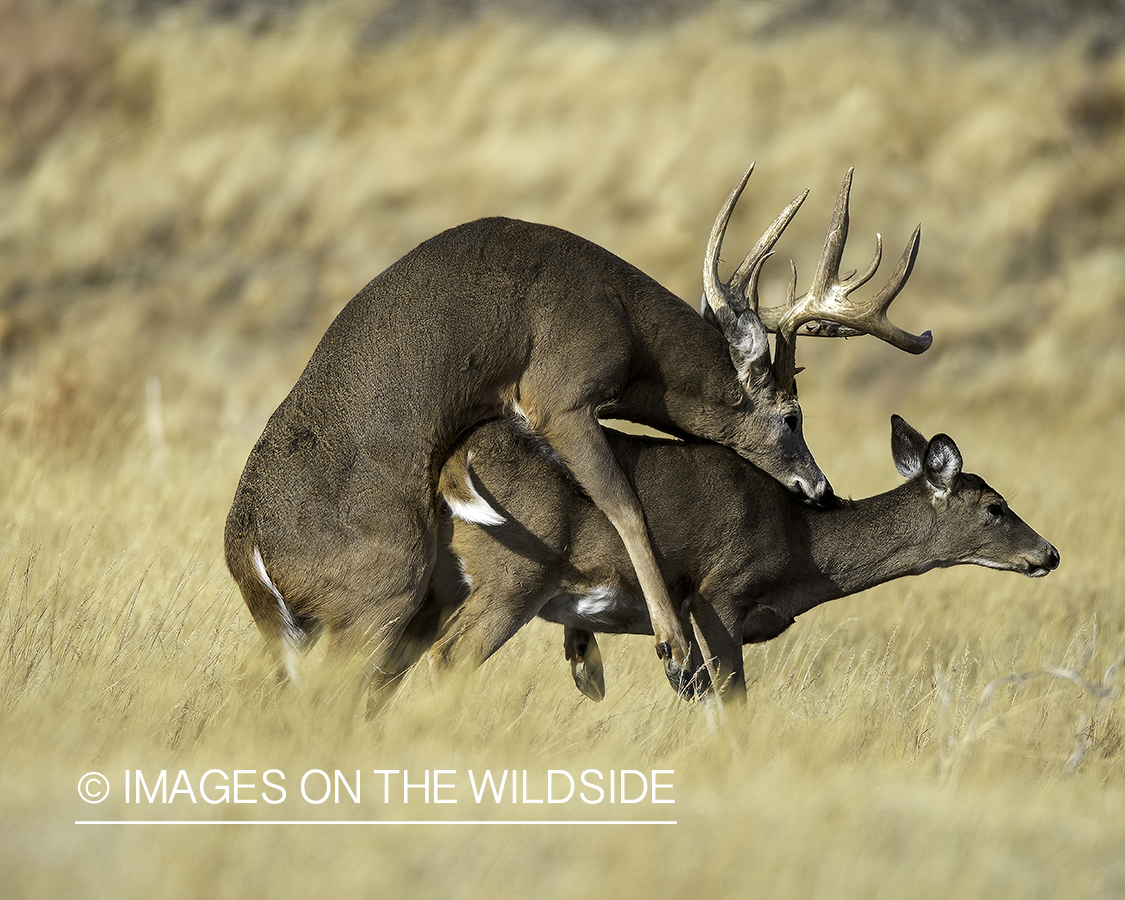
[686,594,746,705]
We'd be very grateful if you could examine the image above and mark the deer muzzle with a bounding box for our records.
[1026,542,1061,578]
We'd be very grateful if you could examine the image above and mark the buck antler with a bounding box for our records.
[702,163,809,384]
[755,168,931,390]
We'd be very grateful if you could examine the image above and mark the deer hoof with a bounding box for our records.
[662,662,712,701]
[570,640,606,702]
[572,661,606,703]
[662,657,694,698]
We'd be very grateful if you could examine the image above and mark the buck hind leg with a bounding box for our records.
[353,558,436,697]
[227,449,444,715]
[226,535,320,689]
[283,495,443,712]
[564,627,605,702]
[529,407,692,690]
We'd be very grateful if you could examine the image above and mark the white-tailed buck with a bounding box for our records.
[224,165,929,693]
[426,415,1059,701]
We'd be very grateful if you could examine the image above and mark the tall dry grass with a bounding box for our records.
[2,1,1124,898]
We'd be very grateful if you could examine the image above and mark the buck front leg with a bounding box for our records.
[534,408,692,692]
[564,627,605,702]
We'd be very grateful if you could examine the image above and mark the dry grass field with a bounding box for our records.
[2,1,1124,897]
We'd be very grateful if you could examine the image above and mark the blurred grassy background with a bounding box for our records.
[1,0,1124,897]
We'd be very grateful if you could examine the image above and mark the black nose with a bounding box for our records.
[1046,545,1060,570]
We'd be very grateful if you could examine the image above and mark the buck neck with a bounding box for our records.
[604,284,753,441]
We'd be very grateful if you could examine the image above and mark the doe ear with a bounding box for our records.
[923,434,962,496]
[890,414,927,478]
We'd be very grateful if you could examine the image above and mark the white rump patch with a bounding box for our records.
[446,453,506,527]
[252,545,304,687]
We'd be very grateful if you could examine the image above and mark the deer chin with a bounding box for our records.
[1024,554,1060,578]
[965,553,1058,578]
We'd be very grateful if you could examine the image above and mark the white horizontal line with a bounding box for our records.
[76,820,677,826]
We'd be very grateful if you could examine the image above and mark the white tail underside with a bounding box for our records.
[252,545,304,687]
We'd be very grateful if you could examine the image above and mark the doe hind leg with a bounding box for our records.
[423,579,545,686]
[564,627,606,702]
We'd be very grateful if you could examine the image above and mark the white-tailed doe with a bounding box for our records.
[427,415,1059,701]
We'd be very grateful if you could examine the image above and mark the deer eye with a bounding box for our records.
[986,503,1005,521]
[784,414,799,433]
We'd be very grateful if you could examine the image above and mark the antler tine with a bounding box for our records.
[727,188,810,302]
[789,222,930,353]
[766,168,931,390]
[756,168,865,333]
[769,260,802,391]
[703,164,756,335]
[739,250,775,314]
[829,222,931,353]
[766,169,931,351]
[703,163,808,331]
[805,166,856,302]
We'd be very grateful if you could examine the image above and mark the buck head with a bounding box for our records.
[703,307,825,504]
[890,414,1060,577]
[701,166,931,506]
